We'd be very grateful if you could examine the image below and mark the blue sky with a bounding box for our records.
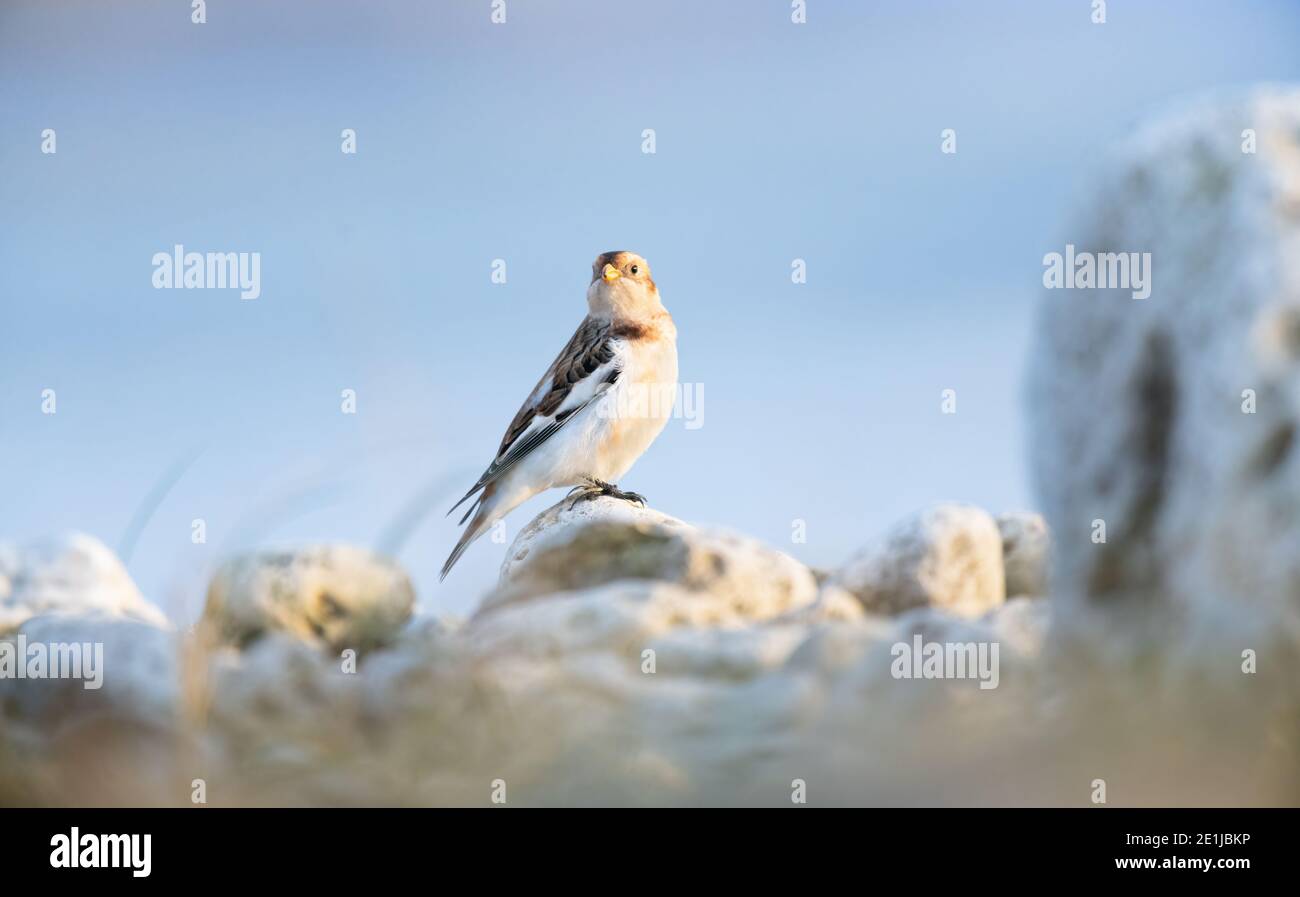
[3,1,1299,618]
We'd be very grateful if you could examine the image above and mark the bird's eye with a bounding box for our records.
[630,265,639,275]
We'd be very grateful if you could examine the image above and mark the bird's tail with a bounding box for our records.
[439,487,495,581]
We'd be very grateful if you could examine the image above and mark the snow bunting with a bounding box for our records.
[441,251,678,579]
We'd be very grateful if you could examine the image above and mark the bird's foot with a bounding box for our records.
[566,477,647,510]
[565,482,600,510]
[600,481,647,507]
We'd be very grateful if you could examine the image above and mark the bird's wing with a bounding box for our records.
[447,316,621,520]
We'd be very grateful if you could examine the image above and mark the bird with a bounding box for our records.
[440,251,678,580]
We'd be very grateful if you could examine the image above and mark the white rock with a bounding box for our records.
[351,614,462,717]
[203,545,414,652]
[490,496,818,618]
[469,579,813,663]
[0,533,168,633]
[834,505,1006,617]
[830,602,1037,700]
[774,584,867,624]
[783,616,898,678]
[985,596,1051,658]
[501,495,690,581]
[205,632,349,736]
[997,512,1050,598]
[0,614,178,731]
[1026,87,1300,637]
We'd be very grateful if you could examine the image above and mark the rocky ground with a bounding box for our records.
[3,88,1300,806]
[0,491,1293,806]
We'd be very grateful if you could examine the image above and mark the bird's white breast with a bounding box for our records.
[591,332,678,482]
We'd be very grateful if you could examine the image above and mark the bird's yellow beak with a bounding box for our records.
[602,263,621,283]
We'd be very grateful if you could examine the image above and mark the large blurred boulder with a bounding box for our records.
[489,496,818,618]
[203,546,414,652]
[1027,87,1300,634]
[833,505,1005,618]
[0,533,168,633]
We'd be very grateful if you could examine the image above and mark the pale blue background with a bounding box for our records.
[3,1,1299,618]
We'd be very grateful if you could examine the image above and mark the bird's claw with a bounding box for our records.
[613,489,647,507]
[567,478,647,509]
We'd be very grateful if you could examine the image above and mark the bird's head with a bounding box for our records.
[587,251,661,320]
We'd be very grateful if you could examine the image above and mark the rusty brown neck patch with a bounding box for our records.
[610,321,649,341]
